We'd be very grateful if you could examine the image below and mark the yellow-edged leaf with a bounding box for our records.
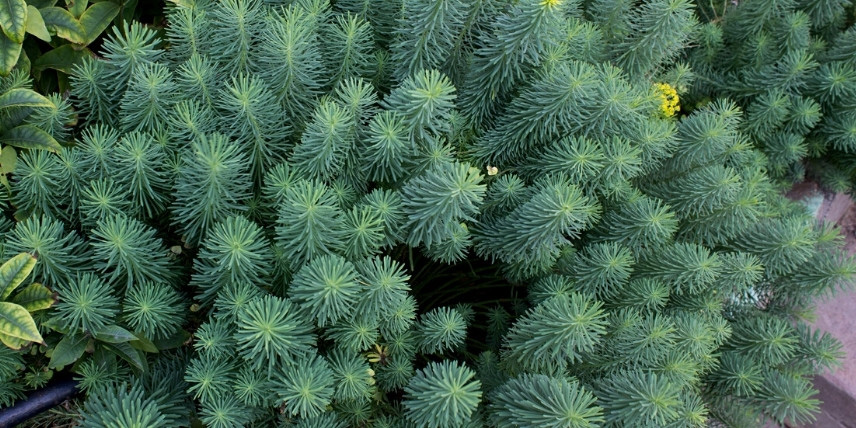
[2,124,62,153]
[0,31,21,75]
[66,0,86,18]
[0,0,27,43]
[39,6,83,44]
[12,282,54,311]
[0,330,26,348]
[25,5,49,41]
[13,42,26,71]
[0,147,9,188]
[0,252,36,299]
[0,87,52,109]
[0,301,43,344]
[0,91,31,129]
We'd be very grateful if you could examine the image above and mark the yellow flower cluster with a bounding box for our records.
[541,0,562,8]
[655,82,680,118]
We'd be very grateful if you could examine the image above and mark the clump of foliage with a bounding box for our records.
[0,69,69,196]
[0,0,162,94]
[0,253,53,349]
[689,0,856,192]
[0,0,854,427]
[0,251,53,406]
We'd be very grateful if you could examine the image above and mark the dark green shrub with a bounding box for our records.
[0,0,854,427]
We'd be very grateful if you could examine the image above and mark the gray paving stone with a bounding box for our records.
[788,183,856,428]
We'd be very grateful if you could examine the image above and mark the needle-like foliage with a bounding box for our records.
[171,133,252,246]
[288,254,363,327]
[217,73,291,183]
[417,307,467,354]
[4,215,90,286]
[274,179,345,268]
[90,214,175,288]
[52,272,120,334]
[9,0,854,425]
[235,295,316,373]
[78,383,168,428]
[503,294,608,373]
[275,353,336,418]
[109,131,171,218]
[123,282,185,340]
[400,160,485,247]
[488,374,604,428]
[191,215,273,307]
[403,360,482,428]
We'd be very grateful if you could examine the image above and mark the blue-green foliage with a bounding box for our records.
[171,132,252,246]
[689,0,856,189]
[403,360,482,427]
[0,0,852,426]
[190,215,273,307]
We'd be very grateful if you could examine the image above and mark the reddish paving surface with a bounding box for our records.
[786,182,856,428]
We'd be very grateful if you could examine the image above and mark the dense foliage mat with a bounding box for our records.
[1,0,856,427]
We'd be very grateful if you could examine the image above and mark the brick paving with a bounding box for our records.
[787,183,856,428]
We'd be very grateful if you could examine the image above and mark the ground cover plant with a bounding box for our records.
[1,0,856,426]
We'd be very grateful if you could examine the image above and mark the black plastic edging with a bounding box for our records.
[0,379,79,428]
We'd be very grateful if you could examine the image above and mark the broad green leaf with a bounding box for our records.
[104,341,147,372]
[91,345,117,367]
[0,144,14,189]
[39,6,83,44]
[118,0,134,24]
[2,124,62,152]
[78,1,116,45]
[0,98,30,129]
[0,87,52,109]
[129,334,158,353]
[0,252,36,299]
[66,0,85,18]
[152,329,190,351]
[0,0,27,43]
[13,42,26,71]
[93,324,136,343]
[48,333,87,368]
[25,5,48,41]
[0,301,43,344]
[12,282,54,311]
[33,44,92,74]
[0,330,26,348]
[0,145,15,175]
[27,0,57,7]
[0,31,21,75]
[38,315,63,332]
[57,69,73,96]
[13,208,29,222]
[32,43,89,73]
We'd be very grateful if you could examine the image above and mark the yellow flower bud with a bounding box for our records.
[654,82,680,118]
